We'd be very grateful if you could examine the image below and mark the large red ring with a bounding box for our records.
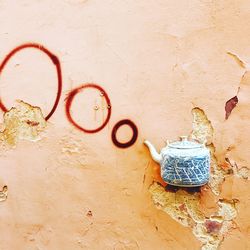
[0,43,62,120]
[65,83,111,133]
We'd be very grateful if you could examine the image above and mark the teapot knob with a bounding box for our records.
[180,135,188,141]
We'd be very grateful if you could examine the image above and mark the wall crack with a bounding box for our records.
[225,51,249,120]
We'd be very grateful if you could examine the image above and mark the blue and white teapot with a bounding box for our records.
[144,136,210,187]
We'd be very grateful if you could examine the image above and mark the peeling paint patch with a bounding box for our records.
[149,107,239,249]
[191,107,213,145]
[204,220,222,235]
[227,52,248,69]
[191,108,225,195]
[225,51,250,121]
[150,182,238,250]
[149,182,204,227]
[192,223,221,250]
[225,96,238,120]
[235,167,249,180]
[113,240,140,250]
[0,185,7,202]
[207,144,225,196]
[217,199,238,221]
[57,132,87,168]
[0,101,46,147]
[225,158,249,180]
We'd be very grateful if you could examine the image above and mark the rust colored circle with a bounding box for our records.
[0,43,62,120]
[65,83,112,133]
[111,119,138,148]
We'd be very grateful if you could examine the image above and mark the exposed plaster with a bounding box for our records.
[191,107,213,145]
[57,132,88,168]
[207,144,225,196]
[150,182,238,250]
[227,52,249,70]
[0,101,46,206]
[0,185,7,202]
[225,158,249,180]
[191,107,224,195]
[149,107,239,249]
[0,100,46,147]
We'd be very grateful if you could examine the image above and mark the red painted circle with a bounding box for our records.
[65,83,112,133]
[0,43,62,120]
[111,119,138,148]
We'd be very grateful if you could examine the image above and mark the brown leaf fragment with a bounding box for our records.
[225,96,238,120]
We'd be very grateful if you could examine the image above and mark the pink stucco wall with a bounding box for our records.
[0,1,250,249]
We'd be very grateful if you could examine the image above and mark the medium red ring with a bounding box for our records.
[111,119,138,148]
[65,83,111,133]
[0,43,62,120]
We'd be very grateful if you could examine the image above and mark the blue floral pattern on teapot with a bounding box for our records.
[144,136,210,187]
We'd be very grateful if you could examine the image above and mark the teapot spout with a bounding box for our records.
[144,140,162,163]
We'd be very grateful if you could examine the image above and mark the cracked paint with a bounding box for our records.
[225,158,249,180]
[227,52,249,70]
[0,101,46,147]
[0,1,250,249]
[191,108,225,195]
[0,185,7,202]
[191,107,213,145]
[149,107,240,249]
[224,52,249,120]
[150,182,238,250]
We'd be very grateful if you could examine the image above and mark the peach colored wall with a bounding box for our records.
[0,1,250,249]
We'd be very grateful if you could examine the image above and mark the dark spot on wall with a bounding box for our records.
[86,210,93,217]
[225,96,238,120]
[204,220,222,235]
[26,120,40,126]
[179,204,186,211]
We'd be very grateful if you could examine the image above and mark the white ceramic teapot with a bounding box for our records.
[144,136,210,187]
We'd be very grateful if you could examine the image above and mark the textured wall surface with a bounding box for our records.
[0,1,250,249]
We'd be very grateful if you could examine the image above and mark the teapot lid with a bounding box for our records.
[168,136,203,149]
